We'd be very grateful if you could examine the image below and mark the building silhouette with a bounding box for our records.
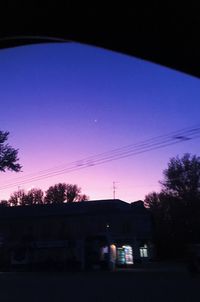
[0,199,154,271]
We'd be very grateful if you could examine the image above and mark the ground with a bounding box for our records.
[0,263,199,302]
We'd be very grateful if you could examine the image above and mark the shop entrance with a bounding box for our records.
[116,245,133,266]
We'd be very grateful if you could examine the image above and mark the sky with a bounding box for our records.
[0,42,200,202]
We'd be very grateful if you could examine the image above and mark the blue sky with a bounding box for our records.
[0,42,199,202]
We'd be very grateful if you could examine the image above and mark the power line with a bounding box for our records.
[1,125,199,189]
[1,135,199,191]
[0,124,199,192]
[2,124,199,185]
[2,124,200,185]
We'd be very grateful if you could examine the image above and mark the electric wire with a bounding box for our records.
[0,124,199,191]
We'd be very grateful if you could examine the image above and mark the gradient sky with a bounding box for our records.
[0,42,200,202]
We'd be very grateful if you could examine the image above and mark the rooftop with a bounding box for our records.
[0,199,148,219]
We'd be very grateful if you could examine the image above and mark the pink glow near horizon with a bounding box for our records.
[0,43,200,202]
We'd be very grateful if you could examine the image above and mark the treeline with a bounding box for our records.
[0,183,89,207]
[145,153,200,259]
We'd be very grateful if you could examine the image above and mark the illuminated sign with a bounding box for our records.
[117,245,133,265]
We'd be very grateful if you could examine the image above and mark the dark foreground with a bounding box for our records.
[0,265,199,302]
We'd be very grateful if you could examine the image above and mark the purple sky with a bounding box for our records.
[0,42,200,202]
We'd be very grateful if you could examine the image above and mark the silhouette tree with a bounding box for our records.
[145,153,200,259]
[66,184,81,202]
[44,183,67,204]
[0,200,9,207]
[160,153,200,200]
[144,191,162,210]
[26,188,44,205]
[44,183,89,203]
[0,131,22,172]
[77,194,89,202]
[66,184,89,202]
[145,191,181,258]
[8,189,26,206]
[7,184,89,206]
[65,184,89,202]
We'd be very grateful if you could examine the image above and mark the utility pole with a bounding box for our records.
[113,181,116,199]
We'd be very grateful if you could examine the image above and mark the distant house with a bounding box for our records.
[0,199,154,271]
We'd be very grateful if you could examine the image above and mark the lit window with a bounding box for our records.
[140,245,148,257]
[102,246,108,254]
